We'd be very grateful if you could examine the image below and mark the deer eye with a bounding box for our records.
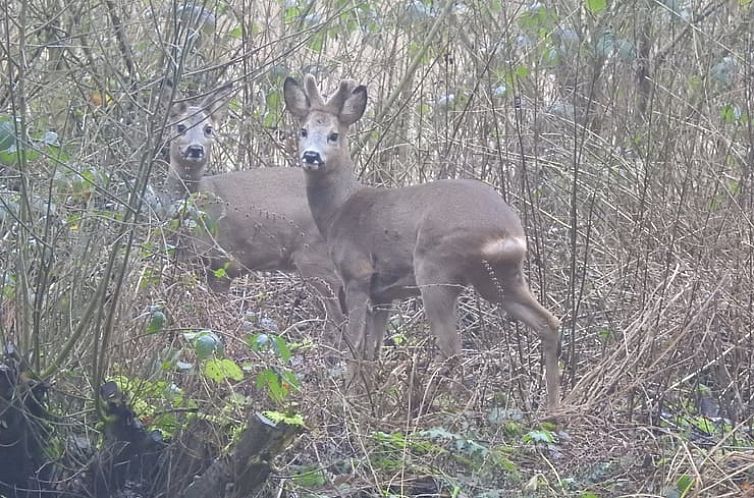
[176,124,187,134]
[328,132,339,143]
[204,125,213,136]
[300,128,308,138]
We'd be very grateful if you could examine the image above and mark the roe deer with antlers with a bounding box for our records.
[283,75,561,409]
[164,84,344,327]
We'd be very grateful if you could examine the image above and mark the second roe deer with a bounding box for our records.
[283,75,561,410]
[164,84,344,328]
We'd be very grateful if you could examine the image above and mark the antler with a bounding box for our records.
[302,74,357,114]
[303,74,325,108]
[325,79,356,114]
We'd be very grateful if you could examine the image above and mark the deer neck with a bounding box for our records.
[166,155,206,201]
[304,159,361,239]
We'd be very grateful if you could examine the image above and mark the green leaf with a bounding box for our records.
[514,65,530,79]
[255,368,277,389]
[691,416,714,434]
[146,309,166,334]
[256,368,288,402]
[291,465,326,487]
[0,148,18,166]
[281,369,300,390]
[720,103,741,124]
[585,0,607,14]
[420,426,459,441]
[263,90,282,128]
[677,474,693,495]
[248,332,270,351]
[273,335,292,362]
[283,5,301,24]
[503,421,522,436]
[491,449,519,474]
[194,335,221,359]
[598,328,613,341]
[523,429,556,444]
[185,330,223,359]
[203,358,244,382]
[0,116,17,151]
[540,421,558,432]
[229,25,242,38]
[308,32,325,52]
[518,4,558,37]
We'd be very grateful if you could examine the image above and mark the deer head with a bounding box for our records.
[168,83,233,183]
[283,74,367,174]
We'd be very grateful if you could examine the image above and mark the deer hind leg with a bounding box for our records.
[364,303,391,361]
[292,251,346,329]
[307,275,346,329]
[478,265,561,410]
[302,275,346,362]
[415,259,464,360]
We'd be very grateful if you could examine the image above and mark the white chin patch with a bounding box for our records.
[301,162,324,171]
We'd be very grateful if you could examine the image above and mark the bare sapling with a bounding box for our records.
[283,75,561,410]
[163,83,344,328]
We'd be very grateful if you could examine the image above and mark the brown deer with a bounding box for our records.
[283,75,561,410]
[163,84,345,328]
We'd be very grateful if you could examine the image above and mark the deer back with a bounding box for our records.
[197,167,326,274]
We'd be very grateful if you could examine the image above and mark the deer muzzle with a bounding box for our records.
[301,150,324,170]
[184,145,206,161]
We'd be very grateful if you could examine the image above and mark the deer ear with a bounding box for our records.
[201,82,233,121]
[283,77,310,119]
[339,85,367,126]
[160,78,185,118]
[169,100,188,119]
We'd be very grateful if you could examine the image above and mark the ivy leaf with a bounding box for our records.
[185,330,223,360]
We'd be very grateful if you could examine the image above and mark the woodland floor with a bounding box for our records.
[103,271,754,498]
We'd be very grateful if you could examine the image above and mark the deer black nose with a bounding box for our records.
[302,151,322,164]
[186,145,205,159]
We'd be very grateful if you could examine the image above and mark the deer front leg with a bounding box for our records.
[342,277,373,386]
